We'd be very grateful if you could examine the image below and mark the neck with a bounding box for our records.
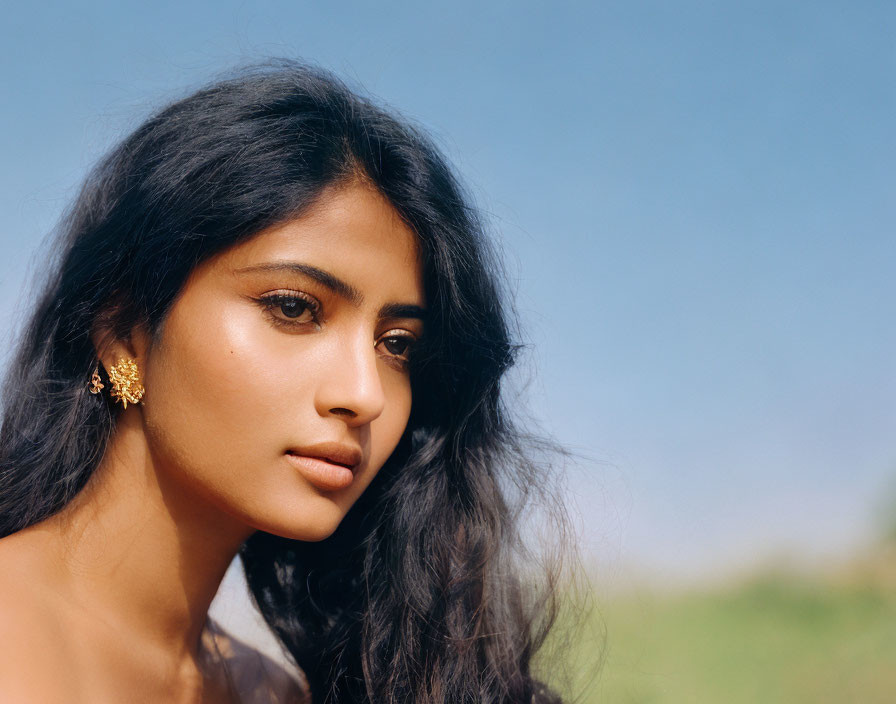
[9,409,256,663]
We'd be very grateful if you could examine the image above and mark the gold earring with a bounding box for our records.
[88,364,105,394]
[107,357,145,409]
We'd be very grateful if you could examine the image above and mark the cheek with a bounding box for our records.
[141,302,294,470]
[370,377,413,465]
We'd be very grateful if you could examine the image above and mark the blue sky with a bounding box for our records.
[2,1,894,580]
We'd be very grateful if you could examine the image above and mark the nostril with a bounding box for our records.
[329,407,357,418]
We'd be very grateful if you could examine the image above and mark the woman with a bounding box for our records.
[0,61,566,703]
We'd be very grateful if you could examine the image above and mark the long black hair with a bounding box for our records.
[0,60,567,703]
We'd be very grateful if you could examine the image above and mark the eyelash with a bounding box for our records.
[256,290,418,368]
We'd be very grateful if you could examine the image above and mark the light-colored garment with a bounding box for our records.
[200,617,311,704]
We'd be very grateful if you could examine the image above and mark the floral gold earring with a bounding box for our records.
[90,358,145,408]
[88,365,105,395]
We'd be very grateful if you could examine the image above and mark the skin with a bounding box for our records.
[0,180,425,703]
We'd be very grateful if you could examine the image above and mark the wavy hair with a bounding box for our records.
[0,61,568,703]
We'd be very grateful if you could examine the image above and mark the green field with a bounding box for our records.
[548,567,896,703]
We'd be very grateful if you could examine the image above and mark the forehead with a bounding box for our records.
[217,182,424,302]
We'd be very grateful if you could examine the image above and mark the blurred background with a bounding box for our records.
[2,2,894,701]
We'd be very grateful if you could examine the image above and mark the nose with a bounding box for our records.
[314,330,386,426]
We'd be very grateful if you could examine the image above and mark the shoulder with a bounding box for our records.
[203,618,311,704]
[0,565,76,701]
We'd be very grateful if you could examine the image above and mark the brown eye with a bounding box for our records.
[376,330,417,365]
[277,297,313,321]
[382,337,411,357]
[258,291,321,328]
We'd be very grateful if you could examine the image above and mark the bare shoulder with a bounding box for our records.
[203,619,311,704]
[0,568,74,701]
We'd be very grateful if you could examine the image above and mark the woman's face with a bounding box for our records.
[135,181,424,542]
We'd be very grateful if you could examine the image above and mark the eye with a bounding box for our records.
[257,290,321,329]
[375,329,417,367]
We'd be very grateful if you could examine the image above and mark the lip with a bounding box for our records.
[285,442,363,491]
[287,441,363,469]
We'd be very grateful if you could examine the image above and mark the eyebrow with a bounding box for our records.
[234,261,427,320]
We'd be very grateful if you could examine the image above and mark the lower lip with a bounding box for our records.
[285,453,355,491]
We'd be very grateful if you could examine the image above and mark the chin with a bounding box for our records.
[258,507,348,543]
[254,522,340,543]
[287,523,341,543]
